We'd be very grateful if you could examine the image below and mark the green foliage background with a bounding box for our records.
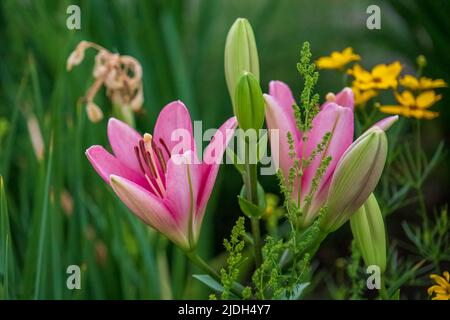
[0,0,448,299]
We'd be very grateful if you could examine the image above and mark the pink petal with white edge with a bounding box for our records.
[264,93,302,182]
[372,115,399,131]
[163,150,201,243]
[153,100,195,161]
[110,175,189,249]
[269,81,297,118]
[268,81,302,152]
[334,87,354,110]
[197,117,237,218]
[86,145,147,188]
[301,103,353,223]
[107,118,143,173]
[322,87,355,110]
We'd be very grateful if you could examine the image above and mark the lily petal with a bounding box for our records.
[198,117,237,218]
[153,100,195,161]
[269,81,296,117]
[372,115,399,131]
[110,175,189,249]
[334,87,354,110]
[322,87,354,110]
[301,102,353,225]
[268,81,302,157]
[86,145,147,188]
[107,118,143,173]
[264,93,302,182]
[163,151,200,244]
[322,127,388,232]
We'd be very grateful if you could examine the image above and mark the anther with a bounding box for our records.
[159,138,171,158]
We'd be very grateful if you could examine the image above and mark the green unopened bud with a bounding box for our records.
[224,18,259,105]
[234,72,265,131]
[416,55,427,68]
[321,127,388,232]
[350,194,386,273]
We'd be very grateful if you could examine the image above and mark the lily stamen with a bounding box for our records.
[158,138,171,158]
[134,135,167,197]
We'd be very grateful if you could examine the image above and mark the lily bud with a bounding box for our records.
[234,72,265,131]
[350,193,387,272]
[224,18,259,105]
[321,127,388,232]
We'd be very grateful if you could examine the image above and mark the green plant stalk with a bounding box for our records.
[379,274,389,300]
[157,237,173,300]
[186,251,243,298]
[243,140,262,268]
[112,103,135,128]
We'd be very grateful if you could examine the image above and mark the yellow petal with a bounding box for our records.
[348,64,372,81]
[342,47,353,56]
[410,109,439,120]
[342,47,360,62]
[316,57,336,69]
[432,294,450,300]
[416,91,441,108]
[428,285,447,295]
[444,271,450,282]
[377,78,398,90]
[387,61,402,76]
[395,91,415,107]
[353,88,377,106]
[379,105,407,116]
[372,64,388,78]
[359,83,377,91]
[431,274,449,288]
[419,77,447,89]
[400,75,419,90]
[316,48,360,70]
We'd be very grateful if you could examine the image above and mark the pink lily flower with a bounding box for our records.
[265,81,396,228]
[86,101,237,250]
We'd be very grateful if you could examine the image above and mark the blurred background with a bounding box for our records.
[0,0,448,299]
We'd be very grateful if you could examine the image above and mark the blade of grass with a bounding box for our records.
[0,176,14,299]
[33,137,53,299]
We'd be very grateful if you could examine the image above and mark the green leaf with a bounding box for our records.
[282,282,310,300]
[239,183,266,209]
[390,289,400,300]
[238,196,264,218]
[192,274,224,293]
[34,139,53,299]
[0,176,14,299]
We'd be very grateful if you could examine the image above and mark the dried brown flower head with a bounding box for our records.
[67,41,144,123]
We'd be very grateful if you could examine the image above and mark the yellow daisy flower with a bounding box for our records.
[351,86,378,107]
[348,61,402,91]
[428,271,450,300]
[400,75,447,90]
[379,90,441,120]
[316,47,360,70]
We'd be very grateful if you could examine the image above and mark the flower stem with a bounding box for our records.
[250,216,262,267]
[186,251,244,298]
[244,160,263,268]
